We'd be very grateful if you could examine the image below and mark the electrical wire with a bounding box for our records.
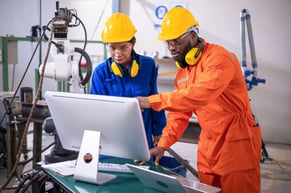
[17,141,55,166]
[74,47,92,89]
[14,175,30,193]
[71,13,90,88]
[0,20,51,128]
[68,9,80,27]
[35,173,49,192]
[13,167,39,192]
[18,170,45,193]
[0,22,54,193]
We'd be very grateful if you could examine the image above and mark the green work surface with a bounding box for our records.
[43,156,165,193]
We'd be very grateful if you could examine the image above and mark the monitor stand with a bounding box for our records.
[74,130,116,185]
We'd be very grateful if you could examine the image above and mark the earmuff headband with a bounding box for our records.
[110,51,140,78]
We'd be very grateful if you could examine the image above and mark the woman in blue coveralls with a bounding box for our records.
[90,12,166,160]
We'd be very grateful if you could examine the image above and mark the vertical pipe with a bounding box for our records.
[37,0,43,99]
[112,0,120,13]
[39,0,42,68]
[240,10,248,76]
[2,37,9,91]
[245,12,257,70]
[57,81,62,91]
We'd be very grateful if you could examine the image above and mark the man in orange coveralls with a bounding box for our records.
[138,7,261,193]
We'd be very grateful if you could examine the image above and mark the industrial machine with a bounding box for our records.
[39,1,92,93]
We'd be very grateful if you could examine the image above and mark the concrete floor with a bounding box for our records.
[0,129,291,193]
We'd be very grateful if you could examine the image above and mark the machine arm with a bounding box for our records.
[240,9,266,91]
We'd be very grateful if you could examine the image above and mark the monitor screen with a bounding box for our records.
[45,91,150,161]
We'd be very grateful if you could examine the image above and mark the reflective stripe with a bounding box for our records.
[177,76,188,84]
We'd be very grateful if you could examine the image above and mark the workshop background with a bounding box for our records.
[0,0,291,145]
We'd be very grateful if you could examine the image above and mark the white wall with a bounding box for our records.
[1,0,291,144]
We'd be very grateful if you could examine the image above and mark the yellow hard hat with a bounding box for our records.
[101,12,137,43]
[158,7,199,41]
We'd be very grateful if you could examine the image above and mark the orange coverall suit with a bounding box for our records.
[149,39,261,192]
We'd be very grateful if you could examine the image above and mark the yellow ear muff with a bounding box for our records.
[129,59,139,78]
[185,47,202,65]
[175,48,202,69]
[175,38,204,69]
[111,61,124,77]
[111,60,139,78]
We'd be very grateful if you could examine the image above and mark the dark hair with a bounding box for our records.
[129,36,136,44]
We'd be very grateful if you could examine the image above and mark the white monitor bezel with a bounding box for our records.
[45,91,150,161]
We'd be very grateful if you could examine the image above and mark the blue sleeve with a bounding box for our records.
[90,61,108,95]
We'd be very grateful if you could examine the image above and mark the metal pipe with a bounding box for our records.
[167,147,199,179]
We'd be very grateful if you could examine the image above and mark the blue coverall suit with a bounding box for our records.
[90,52,166,154]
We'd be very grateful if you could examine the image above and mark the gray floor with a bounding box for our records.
[1,129,291,193]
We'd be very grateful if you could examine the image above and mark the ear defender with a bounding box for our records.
[129,59,139,77]
[111,61,124,77]
[176,38,204,69]
[110,54,139,78]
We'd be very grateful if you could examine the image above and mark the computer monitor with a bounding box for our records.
[44,91,150,161]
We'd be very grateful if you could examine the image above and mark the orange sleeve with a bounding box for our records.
[148,50,236,112]
[157,111,192,149]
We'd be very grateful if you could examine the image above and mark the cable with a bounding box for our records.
[71,13,90,88]
[19,171,45,193]
[17,141,55,166]
[3,168,35,192]
[0,44,39,126]
[14,175,30,193]
[68,9,80,27]
[37,174,49,192]
[0,22,54,193]
[14,143,52,192]
[0,20,51,128]
[74,47,92,87]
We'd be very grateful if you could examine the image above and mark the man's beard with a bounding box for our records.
[175,44,193,67]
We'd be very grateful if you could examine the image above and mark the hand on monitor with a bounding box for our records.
[137,96,151,109]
